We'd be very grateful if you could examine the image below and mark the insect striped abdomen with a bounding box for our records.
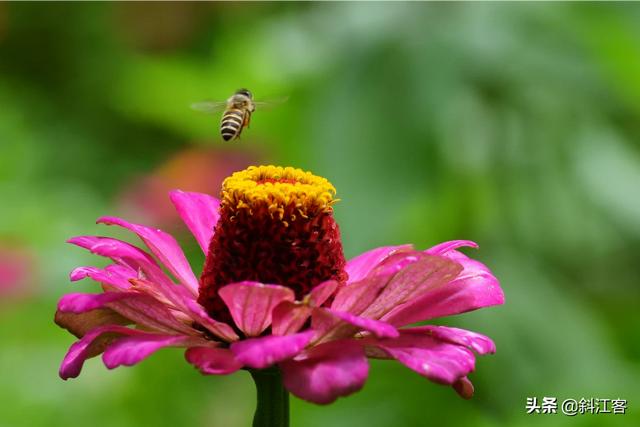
[220,108,245,141]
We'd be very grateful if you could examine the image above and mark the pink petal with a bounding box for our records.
[103,334,205,369]
[272,301,312,336]
[96,216,198,294]
[70,265,135,290]
[59,325,141,379]
[271,281,339,336]
[180,295,239,342]
[371,250,430,276]
[169,190,220,254]
[330,272,394,315]
[130,278,238,342]
[68,236,172,288]
[330,251,445,315]
[74,256,211,340]
[219,282,295,337]
[55,308,130,338]
[402,325,496,355]
[57,292,196,335]
[425,240,479,255]
[280,340,369,405]
[231,331,314,369]
[381,255,503,326]
[359,254,462,320]
[308,280,339,307]
[432,244,493,278]
[107,294,197,335]
[373,332,476,385]
[185,347,243,375]
[453,376,475,399]
[313,308,399,340]
[58,292,130,313]
[345,245,413,283]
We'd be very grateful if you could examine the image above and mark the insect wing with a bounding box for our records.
[190,100,228,113]
[253,96,289,111]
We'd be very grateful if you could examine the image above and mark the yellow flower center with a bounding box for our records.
[220,165,337,222]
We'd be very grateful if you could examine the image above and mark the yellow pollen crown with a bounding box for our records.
[221,165,338,218]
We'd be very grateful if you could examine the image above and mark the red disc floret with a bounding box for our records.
[198,195,347,326]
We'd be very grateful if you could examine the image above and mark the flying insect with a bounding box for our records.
[191,89,285,141]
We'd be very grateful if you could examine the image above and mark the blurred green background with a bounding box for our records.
[1,2,639,427]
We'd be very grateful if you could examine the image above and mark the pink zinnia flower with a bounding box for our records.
[56,165,503,406]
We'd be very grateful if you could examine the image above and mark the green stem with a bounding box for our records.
[250,368,290,427]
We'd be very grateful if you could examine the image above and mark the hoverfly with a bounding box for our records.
[191,89,287,141]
